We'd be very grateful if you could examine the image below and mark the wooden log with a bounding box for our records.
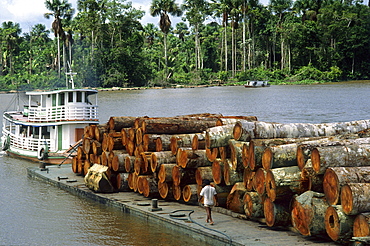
[172,166,196,186]
[72,156,81,174]
[341,183,370,215]
[211,159,224,185]
[219,146,231,163]
[150,151,176,173]
[217,116,257,125]
[143,134,160,152]
[182,184,199,204]
[325,205,355,242]
[233,119,370,141]
[243,191,264,219]
[254,168,266,196]
[226,182,247,214]
[248,140,266,171]
[205,147,218,162]
[243,167,255,191]
[108,116,137,131]
[195,166,213,185]
[101,133,109,152]
[262,143,298,170]
[76,146,85,160]
[84,164,114,193]
[158,181,174,200]
[84,125,91,138]
[263,197,291,227]
[111,152,130,172]
[265,166,306,202]
[176,148,212,168]
[126,139,135,156]
[82,137,93,154]
[107,135,124,152]
[191,133,205,150]
[100,151,109,166]
[141,118,220,134]
[353,212,370,237]
[300,166,321,192]
[172,184,182,201]
[92,140,103,156]
[170,133,200,155]
[94,124,108,142]
[291,191,328,236]
[124,155,135,173]
[158,163,176,183]
[83,160,91,176]
[140,175,159,198]
[155,134,172,152]
[205,125,234,148]
[229,140,244,173]
[311,144,370,174]
[223,158,243,186]
[323,167,370,206]
[241,142,249,168]
[116,173,130,191]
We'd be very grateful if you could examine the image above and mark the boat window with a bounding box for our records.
[68,92,73,102]
[77,91,82,102]
[59,93,65,106]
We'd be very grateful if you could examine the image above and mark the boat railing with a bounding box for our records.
[27,105,98,122]
[3,129,53,152]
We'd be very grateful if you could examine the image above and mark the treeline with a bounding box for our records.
[1,0,370,91]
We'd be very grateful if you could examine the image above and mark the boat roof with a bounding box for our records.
[25,88,98,96]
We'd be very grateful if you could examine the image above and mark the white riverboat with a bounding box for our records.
[244,81,270,88]
[1,79,99,164]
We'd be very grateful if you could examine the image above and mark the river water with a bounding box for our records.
[0,81,369,245]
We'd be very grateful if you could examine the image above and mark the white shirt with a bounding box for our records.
[200,185,217,206]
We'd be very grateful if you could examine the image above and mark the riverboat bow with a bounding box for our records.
[1,87,99,165]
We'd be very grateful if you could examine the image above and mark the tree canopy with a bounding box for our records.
[0,0,369,91]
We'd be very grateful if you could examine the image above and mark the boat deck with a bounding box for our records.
[27,165,340,246]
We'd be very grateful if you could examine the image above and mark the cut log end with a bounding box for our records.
[340,184,353,215]
[291,199,311,236]
[353,214,370,237]
[212,159,222,185]
[233,122,242,140]
[264,197,275,227]
[296,145,305,170]
[311,148,320,173]
[262,147,272,170]
[325,206,340,242]
[255,168,266,196]
[323,168,340,205]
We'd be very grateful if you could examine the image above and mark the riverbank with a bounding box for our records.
[27,164,339,246]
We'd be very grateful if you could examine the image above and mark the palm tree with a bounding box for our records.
[44,0,74,78]
[1,22,22,80]
[182,0,209,70]
[150,0,182,79]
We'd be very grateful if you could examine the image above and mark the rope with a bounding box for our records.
[169,209,232,245]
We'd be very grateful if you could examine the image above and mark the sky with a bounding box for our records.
[0,0,183,34]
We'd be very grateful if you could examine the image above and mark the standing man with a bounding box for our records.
[199,179,218,225]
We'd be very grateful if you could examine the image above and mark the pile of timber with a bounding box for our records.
[73,115,370,245]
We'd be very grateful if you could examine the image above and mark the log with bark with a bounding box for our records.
[111,151,130,172]
[229,140,245,173]
[141,118,221,134]
[206,147,218,162]
[82,137,93,155]
[243,167,255,191]
[323,167,370,206]
[248,141,266,171]
[205,125,234,148]
[150,151,176,172]
[172,184,182,201]
[142,134,159,152]
[233,120,370,141]
[301,166,323,193]
[341,183,370,215]
[84,164,114,193]
[325,205,355,242]
[158,163,176,183]
[226,182,247,214]
[94,124,108,142]
[254,168,266,196]
[223,158,243,186]
[262,143,298,170]
[311,144,370,174]
[140,175,159,198]
[108,116,137,131]
[263,197,291,227]
[92,140,102,156]
[243,191,264,219]
[195,166,213,185]
[176,148,212,168]
[116,173,130,191]
[170,133,201,154]
[291,191,328,236]
[158,181,174,200]
[124,155,135,173]
[155,134,172,152]
[353,212,370,237]
[172,165,196,186]
[265,166,306,202]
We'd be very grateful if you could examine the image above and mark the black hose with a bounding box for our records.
[169,209,232,245]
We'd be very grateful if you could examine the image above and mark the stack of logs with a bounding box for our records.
[72,114,370,245]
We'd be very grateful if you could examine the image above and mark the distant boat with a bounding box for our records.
[244,81,270,88]
[1,73,99,165]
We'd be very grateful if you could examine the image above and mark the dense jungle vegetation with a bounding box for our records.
[1,0,370,90]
